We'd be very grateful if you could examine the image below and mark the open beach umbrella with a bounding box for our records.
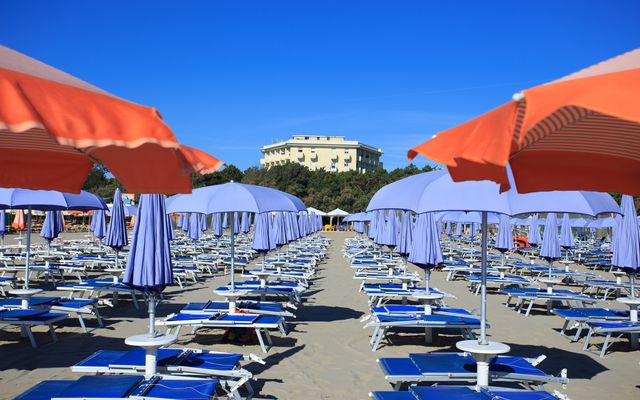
[166,182,305,299]
[559,213,575,249]
[366,169,619,370]
[540,213,561,278]
[40,210,64,254]
[408,48,640,195]
[0,188,106,291]
[104,188,128,269]
[122,194,173,376]
[0,45,225,194]
[612,195,640,298]
[408,213,443,294]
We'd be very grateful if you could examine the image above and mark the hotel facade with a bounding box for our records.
[260,135,383,173]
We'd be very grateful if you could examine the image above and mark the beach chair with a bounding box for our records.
[552,307,629,341]
[369,385,569,400]
[0,296,103,333]
[0,308,67,348]
[583,320,640,357]
[181,300,296,318]
[14,374,223,400]
[56,279,142,309]
[367,314,481,351]
[72,347,263,398]
[377,352,568,390]
[158,313,287,353]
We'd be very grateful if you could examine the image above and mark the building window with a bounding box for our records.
[331,163,336,169]
[305,136,309,140]
[344,162,349,167]
[298,149,303,152]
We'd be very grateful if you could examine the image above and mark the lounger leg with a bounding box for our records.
[573,324,584,342]
[600,333,611,357]
[560,320,569,336]
[372,328,385,352]
[525,301,534,317]
[255,330,267,353]
[424,328,433,344]
[25,327,37,348]
[94,307,104,328]
[48,324,58,342]
[131,293,139,310]
[77,314,87,333]
[583,329,594,351]
[264,329,273,347]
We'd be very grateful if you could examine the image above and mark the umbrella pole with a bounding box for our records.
[47,240,51,256]
[631,274,636,299]
[425,268,430,294]
[230,213,235,292]
[25,207,32,290]
[148,294,156,337]
[479,211,488,345]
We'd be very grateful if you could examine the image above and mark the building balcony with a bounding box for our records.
[310,152,318,160]
[297,153,305,161]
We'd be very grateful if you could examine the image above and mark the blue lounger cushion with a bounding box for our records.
[553,308,628,319]
[56,375,142,398]
[56,299,97,308]
[112,348,183,367]
[0,297,59,307]
[180,352,242,370]
[370,392,417,400]
[410,353,545,376]
[378,358,421,376]
[410,386,559,400]
[377,314,479,324]
[130,378,219,400]
[75,350,128,368]
[0,309,48,320]
[13,380,75,400]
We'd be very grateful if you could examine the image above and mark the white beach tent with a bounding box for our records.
[327,208,350,226]
[307,207,327,216]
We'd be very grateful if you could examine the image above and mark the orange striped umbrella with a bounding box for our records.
[409,48,640,195]
[11,210,25,230]
[0,45,222,194]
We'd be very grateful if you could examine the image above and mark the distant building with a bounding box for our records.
[260,135,383,173]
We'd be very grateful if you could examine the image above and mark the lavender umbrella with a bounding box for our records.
[222,212,229,229]
[200,213,208,231]
[273,212,287,247]
[495,214,514,267]
[122,194,174,377]
[166,213,175,241]
[177,213,183,229]
[211,213,223,237]
[396,211,413,257]
[188,213,202,240]
[105,188,128,269]
[613,195,640,298]
[233,212,241,235]
[40,210,64,254]
[408,212,443,294]
[252,212,275,270]
[0,188,106,292]
[368,210,378,239]
[540,213,561,279]
[559,213,575,248]
[445,221,451,236]
[241,211,251,233]
[528,214,542,246]
[455,222,463,237]
[92,210,107,240]
[377,211,397,248]
[180,212,189,230]
[0,210,5,250]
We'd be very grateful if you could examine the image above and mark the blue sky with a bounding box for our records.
[3,1,639,170]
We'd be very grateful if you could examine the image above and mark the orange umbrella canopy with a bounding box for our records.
[409,48,640,195]
[11,210,25,230]
[0,45,221,194]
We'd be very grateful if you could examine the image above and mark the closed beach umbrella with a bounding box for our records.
[166,213,175,241]
[233,212,241,235]
[612,195,640,297]
[222,212,229,229]
[40,210,64,253]
[445,221,451,236]
[273,212,287,247]
[122,194,174,376]
[559,213,575,248]
[377,211,397,248]
[211,213,223,237]
[495,214,514,251]
[180,213,190,230]
[241,212,251,233]
[528,214,542,245]
[188,213,202,240]
[12,210,25,230]
[177,213,184,229]
[408,213,443,293]
[540,213,561,278]
[92,210,106,239]
[396,211,413,257]
[253,212,275,269]
[0,210,5,249]
[105,188,128,269]
[200,213,208,231]
[455,222,463,237]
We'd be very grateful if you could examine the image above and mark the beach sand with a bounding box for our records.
[0,231,638,399]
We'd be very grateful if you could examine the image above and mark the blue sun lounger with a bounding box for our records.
[181,300,296,318]
[72,347,261,398]
[377,352,567,390]
[552,307,629,341]
[500,287,600,316]
[583,320,640,357]
[370,385,568,400]
[158,313,287,353]
[56,279,142,309]
[0,296,103,333]
[14,374,222,400]
[0,308,67,348]
[367,314,481,351]
[370,305,474,318]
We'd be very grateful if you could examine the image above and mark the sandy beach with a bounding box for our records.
[0,230,638,399]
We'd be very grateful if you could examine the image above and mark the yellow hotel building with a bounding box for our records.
[260,135,383,173]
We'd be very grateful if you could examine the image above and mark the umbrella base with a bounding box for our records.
[456,340,510,389]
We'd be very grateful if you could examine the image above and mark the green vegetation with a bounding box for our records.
[84,162,432,212]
